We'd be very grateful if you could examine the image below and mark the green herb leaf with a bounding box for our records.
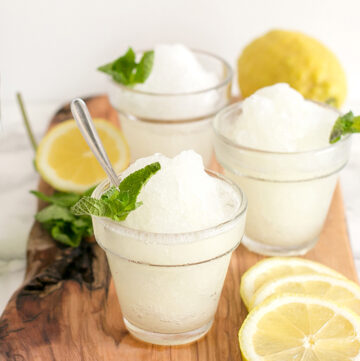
[71,197,113,218]
[50,223,82,248]
[133,50,154,84]
[31,190,81,207]
[71,162,161,221]
[32,188,95,248]
[97,48,154,86]
[36,204,75,223]
[329,111,360,144]
[117,161,160,207]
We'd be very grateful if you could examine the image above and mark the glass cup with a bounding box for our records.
[92,170,247,345]
[213,102,351,256]
[107,50,232,166]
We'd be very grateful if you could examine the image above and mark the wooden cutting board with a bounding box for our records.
[0,95,357,361]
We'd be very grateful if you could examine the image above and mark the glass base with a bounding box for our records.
[242,234,319,256]
[124,317,213,346]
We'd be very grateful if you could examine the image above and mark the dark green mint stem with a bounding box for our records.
[16,92,38,151]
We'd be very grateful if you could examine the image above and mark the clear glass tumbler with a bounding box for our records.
[213,102,351,256]
[92,170,247,345]
[107,50,232,166]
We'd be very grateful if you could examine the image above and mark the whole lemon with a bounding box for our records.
[237,30,347,108]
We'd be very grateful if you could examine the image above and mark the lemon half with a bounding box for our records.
[36,118,129,193]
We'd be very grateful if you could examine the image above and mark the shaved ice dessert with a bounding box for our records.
[107,44,232,164]
[213,83,351,256]
[92,150,247,345]
[226,83,338,152]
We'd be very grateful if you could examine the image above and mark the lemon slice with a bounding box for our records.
[239,294,360,361]
[250,274,360,313]
[240,258,344,309]
[36,118,130,193]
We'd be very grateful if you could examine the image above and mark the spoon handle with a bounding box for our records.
[71,98,120,187]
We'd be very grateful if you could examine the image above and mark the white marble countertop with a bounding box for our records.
[1,99,360,314]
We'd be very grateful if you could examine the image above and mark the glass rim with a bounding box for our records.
[213,100,351,156]
[109,49,233,97]
[91,169,247,245]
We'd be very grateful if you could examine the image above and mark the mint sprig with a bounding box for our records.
[98,47,154,86]
[330,111,360,144]
[32,188,95,247]
[71,162,161,221]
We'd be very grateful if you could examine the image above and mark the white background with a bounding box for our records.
[1,0,360,105]
[1,0,360,311]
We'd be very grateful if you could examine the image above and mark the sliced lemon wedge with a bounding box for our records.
[240,257,345,309]
[36,118,129,193]
[239,294,360,361]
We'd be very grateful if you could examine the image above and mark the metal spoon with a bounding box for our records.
[70,98,120,187]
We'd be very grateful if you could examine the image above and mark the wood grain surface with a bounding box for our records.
[0,95,357,361]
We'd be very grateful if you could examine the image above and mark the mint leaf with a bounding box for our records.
[133,51,154,84]
[32,188,95,248]
[71,162,161,221]
[31,190,81,207]
[36,204,75,223]
[329,111,360,144]
[71,197,112,218]
[97,48,154,86]
[118,161,160,207]
[98,48,136,85]
[35,205,92,247]
[50,223,82,247]
[72,216,93,232]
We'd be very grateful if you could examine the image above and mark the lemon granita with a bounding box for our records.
[213,84,351,256]
[120,151,235,232]
[225,83,338,152]
[102,44,232,165]
[90,150,247,345]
